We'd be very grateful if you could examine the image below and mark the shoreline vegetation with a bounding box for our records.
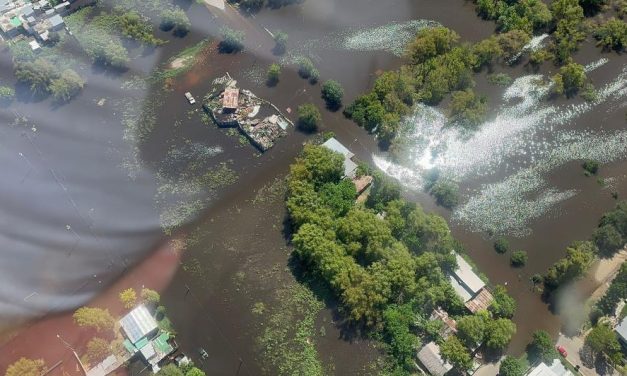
[285,144,517,374]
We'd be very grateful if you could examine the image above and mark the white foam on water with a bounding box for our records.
[507,33,549,64]
[374,63,627,235]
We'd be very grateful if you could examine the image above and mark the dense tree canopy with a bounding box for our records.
[321,80,344,109]
[499,355,527,376]
[544,241,595,290]
[594,18,627,51]
[5,358,46,376]
[596,263,627,315]
[285,145,500,373]
[484,318,517,351]
[297,104,322,132]
[448,89,488,129]
[440,335,473,371]
[552,62,587,97]
[73,307,115,331]
[86,337,111,364]
[490,285,517,319]
[585,322,623,364]
[527,330,558,363]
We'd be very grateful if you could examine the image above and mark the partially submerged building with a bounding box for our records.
[430,307,457,338]
[449,253,494,313]
[322,137,373,195]
[204,77,290,152]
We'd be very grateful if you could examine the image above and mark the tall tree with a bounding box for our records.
[73,307,115,331]
[5,358,46,376]
[440,335,472,371]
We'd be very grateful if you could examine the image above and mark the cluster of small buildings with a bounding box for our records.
[84,304,176,376]
[416,253,494,376]
[205,79,290,152]
[0,0,72,50]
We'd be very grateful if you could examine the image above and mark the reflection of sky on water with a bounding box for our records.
[375,60,627,236]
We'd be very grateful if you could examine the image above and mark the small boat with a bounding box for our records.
[185,92,196,104]
[198,347,209,360]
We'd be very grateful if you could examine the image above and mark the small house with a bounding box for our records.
[322,137,358,178]
[48,14,63,31]
[526,359,572,376]
[448,253,494,313]
[222,87,239,111]
[417,341,453,376]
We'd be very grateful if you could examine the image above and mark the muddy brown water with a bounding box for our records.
[1,0,626,374]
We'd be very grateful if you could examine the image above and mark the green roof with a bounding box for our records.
[153,332,173,354]
[123,339,137,354]
[9,17,21,27]
[135,337,149,349]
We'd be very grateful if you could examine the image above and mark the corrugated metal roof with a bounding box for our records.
[417,342,452,376]
[120,305,158,344]
[449,274,473,302]
[527,359,572,376]
[454,254,485,294]
[322,137,354,158]
[223,87,239,109]
[465,287,493,313]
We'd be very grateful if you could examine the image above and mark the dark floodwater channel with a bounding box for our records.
[1,0,626,374]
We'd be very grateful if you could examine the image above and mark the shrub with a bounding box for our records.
[267,63,280,86]
[494,237,510,254]
[487,73,513,86]
[592,224,624,257]
[510,250,528,267]
[273,31,288,54]
[448,89,488,129]
[50,69,85,102]
[160,8,191,36]
[552,62,586,97]
[119,288,137,309]
[297,103,321,132]
[321,80,344,109]
[594,18,627,51]
[297,57,315,79]
[308,68,320,84]
[583,160,600,175]
[0,85,15,102]
[219,28,245,53]
[430,179,459,208]
[499,356,526,376]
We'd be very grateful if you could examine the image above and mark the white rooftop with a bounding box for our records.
[120,305,158,344]
[453,254,485,294]
[527,359,572,376]
[449,274,473,302]
[322,137,355,159]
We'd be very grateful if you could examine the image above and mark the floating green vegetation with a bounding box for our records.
[252,177,287,205]
[257,283,325,376]
[487,72,514,86]
[154,39,212,81]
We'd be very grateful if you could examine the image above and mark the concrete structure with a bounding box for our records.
[417,341,453,376]
[222,87,239,110]
[526,359,572,376]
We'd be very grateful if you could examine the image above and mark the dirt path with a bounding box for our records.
[588,248,627,303]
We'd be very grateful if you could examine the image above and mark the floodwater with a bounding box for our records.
[1,0,625,374]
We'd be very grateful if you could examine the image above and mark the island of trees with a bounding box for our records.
[286,144,517,373]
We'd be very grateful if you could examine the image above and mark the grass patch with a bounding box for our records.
[257,283,326,376]
[154,39,211,80]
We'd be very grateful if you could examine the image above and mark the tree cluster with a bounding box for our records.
[286,145,515,373]
[551,62,587,97]
[543,240,596,290]
[593,200,627,256]
[475,0,552,34]
[344,27,529,146]
[595,262,627,315]
[15,59,84,101]
[219,28,245,53]
[593,18,627,52]
[160,8,191,37]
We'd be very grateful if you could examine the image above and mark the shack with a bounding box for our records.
[204,76,290,152]
[416,342,453,376]
[448,253,494,313]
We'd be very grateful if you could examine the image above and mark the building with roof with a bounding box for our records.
[616,316,627,348]
[120,304,158,344]
[526,359,572,376]
[222,87,239,110]
[417,341,453,376]
[430,307,457,338]
[448,253,494,313]
[322,137,359,178]
[48,13,63,30]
